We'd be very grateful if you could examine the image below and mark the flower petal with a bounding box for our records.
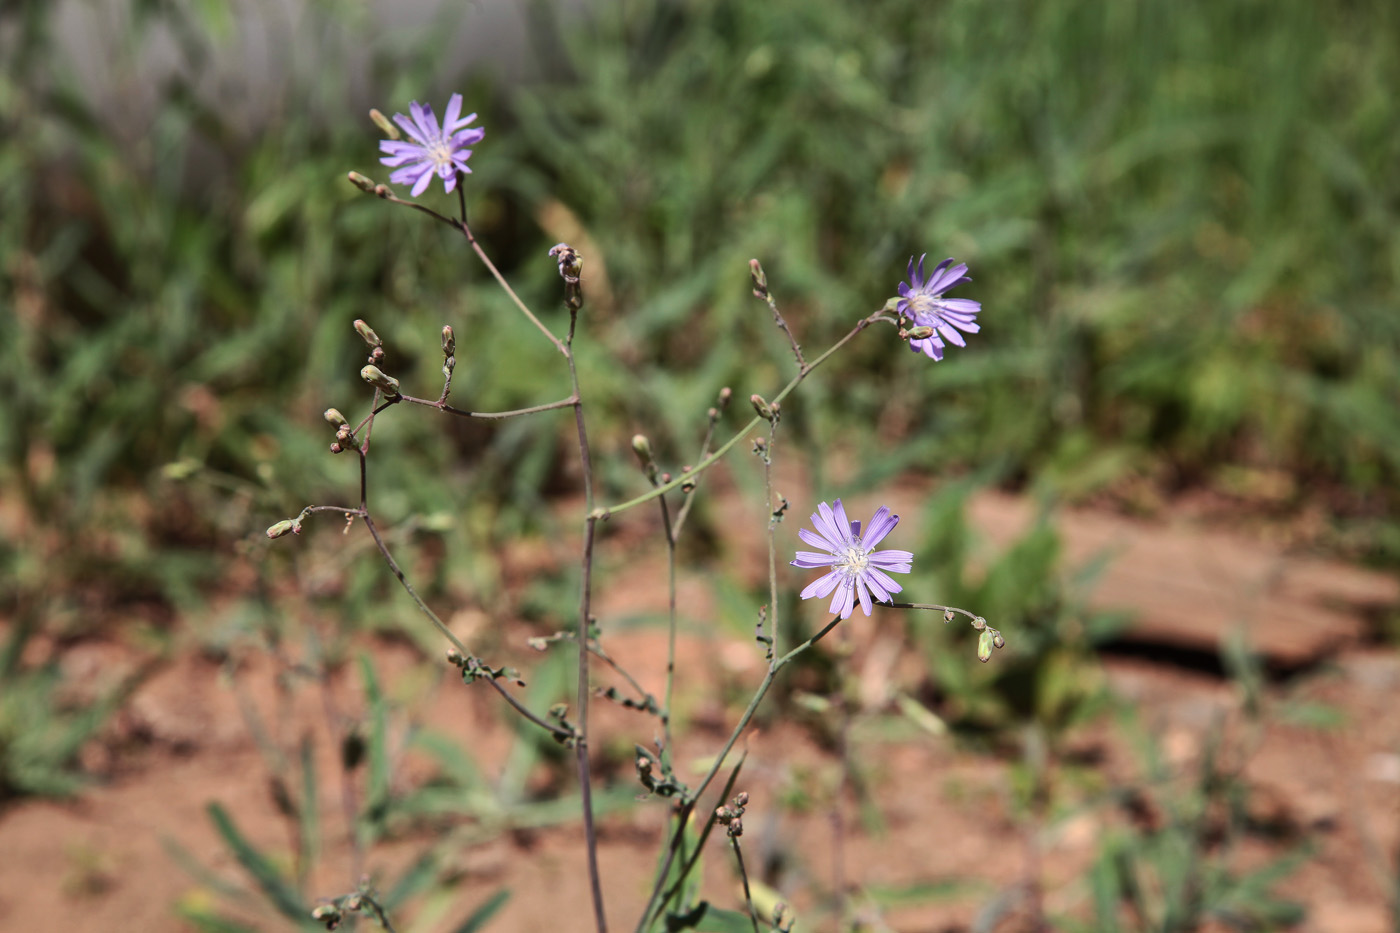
[866,567,904,595]
[854,577,873,616]
[862,507,898,548]
[829,579,855,619]
[791,550,839,568]
[813,502,847,549]
[800,570,843,601]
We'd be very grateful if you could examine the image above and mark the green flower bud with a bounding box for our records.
[749,258,768,297]
[905,325,935,340]
[992,632,1005,649]
[353,319,382,348]
[347,171,378,193]
[360,364,400,396]
[971,616,987,630]
[977,629,995,663]
[884,296,903,315]
[266,519,300,539]
[441,325,455,356]
[369,108,398,140]
[324,408,347,427]
[750,394,773,421]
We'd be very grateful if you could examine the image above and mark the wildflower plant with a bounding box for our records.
[272,94,1008,933]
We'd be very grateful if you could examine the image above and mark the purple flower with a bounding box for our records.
[790,499,913,619]
[896,255,982,361]
[378,93,484,197]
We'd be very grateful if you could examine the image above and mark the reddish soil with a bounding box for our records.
[2,490,1398,933]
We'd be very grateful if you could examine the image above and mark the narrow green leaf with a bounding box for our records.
[451,888,511,933]
[205,802,307,922]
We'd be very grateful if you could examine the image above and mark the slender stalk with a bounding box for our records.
[761,420,780,658]
[636,614,846,931]
[373,185,567,357]
[565,303,609,933]
[730,837,762,933]
[657,491,678,759]
[603,315,887,517]
[394,393,578,419]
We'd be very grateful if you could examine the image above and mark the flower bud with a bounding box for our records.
[266,519,300,539]
[718,387,732,408]
[631,434,653,462]
[330,442,343,454]
[324,408,347,427]
[883,296,903,315]
[905,325,935,340]
[734,791,749,808]
[360,364,400,396]
[441,325,455,357]
[944,609,955,623]
[749,258,768,297]
[992,632,1005,649]
[347,171,377,193]
[971,616,986,630]
[977,629,994,663]
[369,108,398,139]
[750,394,773,421]
[353,319,382,348]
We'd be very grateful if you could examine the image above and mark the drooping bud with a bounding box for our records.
[992,632,1005,649]
[750,394,773,421]
[441,325,456,356]
[904,325,935,340]
[749,258,768,298]
[347,171,377,194]
[353,319,382,348]
[266,519,300,539]
[884,297,903,315]
[324,408,347,427]
[360,364,400,396]
[944,609,955,623]
[977,629,995,663]
[369,108,398,140]
[971,616,987,630]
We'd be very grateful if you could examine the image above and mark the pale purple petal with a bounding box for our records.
[829,580,855,619]
[442,93,463,133]
[855,578,873,616]
[937,324,966,347]
[832,499,854,539]
[862,570,892,603]
[798,527,837,553]
[812,503,847,549]
[791,551,839,568]
[866,567,904,596]
[862,507,898,548]
[869,548,914,567]
[801,570,843,601]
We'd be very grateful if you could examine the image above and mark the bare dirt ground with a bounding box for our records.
[2,489,1398,933]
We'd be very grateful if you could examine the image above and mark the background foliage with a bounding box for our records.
[1,0,1396,926]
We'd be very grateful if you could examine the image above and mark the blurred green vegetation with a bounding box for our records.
[4,0,1398,646]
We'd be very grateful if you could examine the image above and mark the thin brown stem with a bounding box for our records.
[604,314,889,517]
[730,836,762,933]
[565,303,608,933]
[636,615,846,931]
[372,186,567,356]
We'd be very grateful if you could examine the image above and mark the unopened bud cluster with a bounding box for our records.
[715,791,750,838]
[969,615,1007,663]
[750,394,779,422]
